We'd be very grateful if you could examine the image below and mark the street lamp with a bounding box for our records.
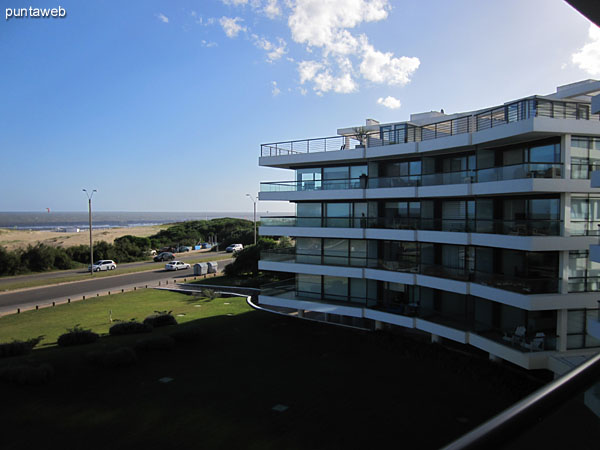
[82,189,97,275]
[246,193,257,245]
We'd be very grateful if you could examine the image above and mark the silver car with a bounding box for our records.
[88,260,117,272]
[165,261,191,271]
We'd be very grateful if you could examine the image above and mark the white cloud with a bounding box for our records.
[298,60,324,84]
[220,16,246,38]
[360,40,420,85]
[219,0,420,96]
[253,36,288,61]
[572,24,600,76]
[377,96,401,109]
[156,13,169,23]
[272,81,281,96]
[191,11,216,26]
[288,0,388,54]
[264,0,282,18]
[201,40,218,48]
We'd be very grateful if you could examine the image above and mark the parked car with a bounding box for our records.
[154,252,175,262]
[165,260,191,271]
[201,243,212,249]
[226,243,244,253]
[159,246,177,253]
[177,246,192,252]
[88,260,117,272]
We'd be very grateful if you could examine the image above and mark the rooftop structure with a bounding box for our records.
[257,81,600,374]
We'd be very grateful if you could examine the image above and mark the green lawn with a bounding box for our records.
[0,288,245,345]
[0,254,232,292]
[1,289,582,450]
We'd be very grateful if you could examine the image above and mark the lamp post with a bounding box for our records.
[246,193,257,245]
[83,189,97,275]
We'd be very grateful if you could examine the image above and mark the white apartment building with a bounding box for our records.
[257,80,600,374]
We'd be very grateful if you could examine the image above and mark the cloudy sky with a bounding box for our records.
[1,0,599,212]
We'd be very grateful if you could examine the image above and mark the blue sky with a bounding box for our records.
[1,0,599,213]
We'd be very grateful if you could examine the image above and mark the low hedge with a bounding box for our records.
[109,321,153,336]
[0,336,44,359]
[57,326,99,347]
[143,311,177,328]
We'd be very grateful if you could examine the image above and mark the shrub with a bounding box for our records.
[134,335,175,352]
[87,347,137,368]
[0,363,53,385]
[200,288,218,300]
[0,336,44,358]
[169,326,205,343]
[109,321,153,336]
[143,311,177,328]
[57,325,99,347]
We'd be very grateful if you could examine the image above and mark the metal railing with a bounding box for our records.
[442,352,600,450]
[261,135,362,157]
[260,163,563,193]
[260,216,563,236]
[260,250,559,294]
[261,98,599,157]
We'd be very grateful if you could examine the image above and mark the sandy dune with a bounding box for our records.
[0,225,165,251]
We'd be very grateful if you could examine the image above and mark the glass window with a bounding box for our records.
[529,143,559,163]
[296,168,322,190]
[323,276,348,301]
[350,240,367,267]
[296,238,321,265]
[323,239,348,265]
[325,203,350,227]
[297,203,321,227]
[350,165,368,179]
[349,278,367,304]
[296,274,321,299]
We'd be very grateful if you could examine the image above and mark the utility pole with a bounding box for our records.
[246,193,257,245]
[83,189,97,275]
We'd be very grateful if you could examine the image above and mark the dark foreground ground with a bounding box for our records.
[0,303,597,450]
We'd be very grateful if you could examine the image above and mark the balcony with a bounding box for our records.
[260,216,562,237]
[261,98,599,158]
[260,249,559,294]
[259,163,563,194]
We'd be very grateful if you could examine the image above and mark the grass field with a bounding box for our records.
[0,289,241,345]
[2,289,595,449]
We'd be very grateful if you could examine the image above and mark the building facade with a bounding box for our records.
[257,80,600,373]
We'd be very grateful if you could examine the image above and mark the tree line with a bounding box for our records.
[0,218,256,276]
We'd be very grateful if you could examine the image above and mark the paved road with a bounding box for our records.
[0,250,228,289]
[0,258,232,315]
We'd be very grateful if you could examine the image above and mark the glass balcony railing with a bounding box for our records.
[261,98,599,157]
[260,250,559,294]
[260,216,562,236]
[261,164,564,193]
[476,163,562,182]
[259,281,559,353]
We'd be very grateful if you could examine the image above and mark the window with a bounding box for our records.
[571,136,600,179]
[570,195,600,236]
[567,310,600,349]
[568,250,600,292]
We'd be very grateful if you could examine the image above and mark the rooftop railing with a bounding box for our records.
[261,98,600,157]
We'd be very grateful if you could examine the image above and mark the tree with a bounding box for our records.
[224,238,278,277]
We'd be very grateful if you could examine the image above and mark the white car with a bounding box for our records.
[88,260,117,272]
[226,243,244,253]
[165,260,191,271]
